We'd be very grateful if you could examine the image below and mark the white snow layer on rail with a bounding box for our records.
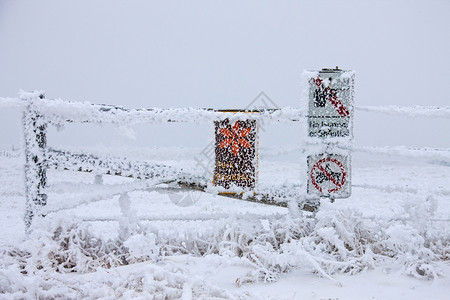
[3,95,302,124]
[356,105,450,118]
[4,95,450,123]
[25,96,303,124]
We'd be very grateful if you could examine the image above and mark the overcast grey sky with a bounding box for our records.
[1,0,449,149]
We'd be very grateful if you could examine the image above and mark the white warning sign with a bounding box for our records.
[308,69,354,139]
[307,154,351,198]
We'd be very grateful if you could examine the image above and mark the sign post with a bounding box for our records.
[21,92,48,229]
[305,68,355,199]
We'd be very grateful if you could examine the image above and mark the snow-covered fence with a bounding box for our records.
[2,91,449,228]
[17,92,311,228]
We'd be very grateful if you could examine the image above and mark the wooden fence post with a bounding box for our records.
[22,91,48,229]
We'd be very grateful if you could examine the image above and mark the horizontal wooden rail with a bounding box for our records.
[3,96,450,120]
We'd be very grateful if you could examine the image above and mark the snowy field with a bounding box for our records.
[0,147,449,299]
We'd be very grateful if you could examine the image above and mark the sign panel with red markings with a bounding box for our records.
[307,154,351,198]
[308,69,354,139]
[213,119,258,191]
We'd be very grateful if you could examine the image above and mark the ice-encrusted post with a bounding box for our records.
[21,91,48,229]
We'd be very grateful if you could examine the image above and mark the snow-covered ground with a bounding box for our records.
[0,148,449,299]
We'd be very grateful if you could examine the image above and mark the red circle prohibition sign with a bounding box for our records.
[310,157,347,193]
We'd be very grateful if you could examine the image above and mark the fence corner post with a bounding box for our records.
[21,90,47,230]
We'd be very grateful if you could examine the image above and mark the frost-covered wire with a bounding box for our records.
[356,105,450,118]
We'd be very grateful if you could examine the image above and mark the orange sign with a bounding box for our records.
[213,119,257,190]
